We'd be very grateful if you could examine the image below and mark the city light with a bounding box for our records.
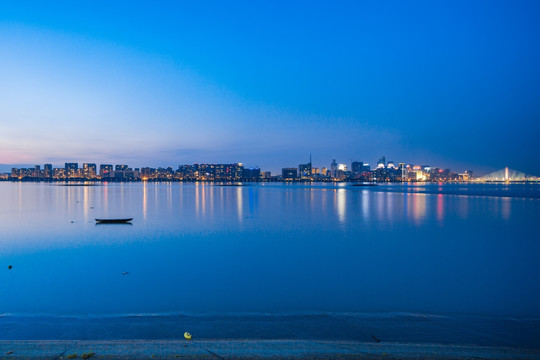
[3,158,537,183]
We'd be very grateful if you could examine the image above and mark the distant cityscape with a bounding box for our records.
[4,155,526,182]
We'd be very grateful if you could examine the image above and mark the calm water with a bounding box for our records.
[1,182,539,347]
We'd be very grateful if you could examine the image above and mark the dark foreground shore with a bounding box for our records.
[0,340,539,360]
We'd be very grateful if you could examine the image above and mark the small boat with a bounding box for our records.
[95,218,133,223]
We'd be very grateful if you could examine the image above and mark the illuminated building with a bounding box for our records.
[377,156,386,169]
[0,157,480,183]
[65,163,78,178]
[335,169,346,180]
[100,164,113,178]
[298,154,312,179]
[83,163,97,178]
[299,163,311,178]
[109,169,140,180]
[53,168,66,179]
[412,166,425,181]
[401,163,408,180]
[177,163,244,181]
[44,164,52,178]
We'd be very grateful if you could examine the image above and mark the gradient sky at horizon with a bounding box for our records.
[1,1,540,175]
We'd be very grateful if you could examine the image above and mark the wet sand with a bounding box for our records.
[0,340,539,359]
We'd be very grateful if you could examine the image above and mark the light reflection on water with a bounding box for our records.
[501,197,511,220]
[237,186,243,222]
[0,182,538,318]
[336,188,346,225]
[0,182,525,236]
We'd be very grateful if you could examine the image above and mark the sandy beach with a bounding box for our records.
[0,340,539,360]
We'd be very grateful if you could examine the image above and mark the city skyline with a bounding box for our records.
[1,154,468,176]
[7,157,536,182]
[2,1,540,175]
[0,153,535,178]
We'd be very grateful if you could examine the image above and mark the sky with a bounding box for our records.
[1,1,539,175]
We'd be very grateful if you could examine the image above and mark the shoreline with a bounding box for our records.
[0,340,539,360]
[1,178,539,184]
[2,313,539,350]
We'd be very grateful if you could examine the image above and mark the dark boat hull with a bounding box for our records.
[95,218,133,223]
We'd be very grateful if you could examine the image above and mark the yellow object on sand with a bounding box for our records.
[184,332,192,340]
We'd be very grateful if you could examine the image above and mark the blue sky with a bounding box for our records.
[1,1,539,174]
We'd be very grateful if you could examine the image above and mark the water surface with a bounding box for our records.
[0,182,539,347]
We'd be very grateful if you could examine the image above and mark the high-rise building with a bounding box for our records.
[83,163,97,178]
[242,168,261,179]
[351,161,363,174]
[282,168,298,179]
[100,164,113,178]
[115,165,128,171]
[65,163,78,178]
[330,159,337,178]
[298,164,311,178]
[44,164,52,178]
[298,154,312,179]
[377,156,386,169]
[399,163,407,179]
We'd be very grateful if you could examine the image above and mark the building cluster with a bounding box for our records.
[2,156,473,182]
[281,156,472,182]
[9,163,139,180]
[6,162,267,182]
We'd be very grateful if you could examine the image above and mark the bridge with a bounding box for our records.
[477,167,539,182]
